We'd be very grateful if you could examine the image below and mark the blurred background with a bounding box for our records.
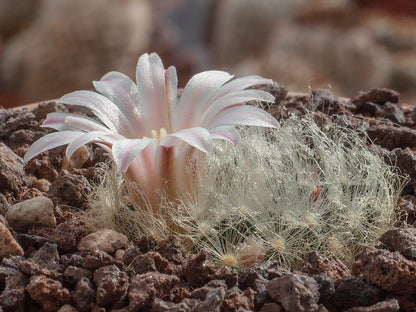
[0,0,416,107]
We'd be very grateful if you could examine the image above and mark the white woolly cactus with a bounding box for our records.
[88,115,402,269]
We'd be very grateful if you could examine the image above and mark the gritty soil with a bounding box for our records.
[1,86,416,311]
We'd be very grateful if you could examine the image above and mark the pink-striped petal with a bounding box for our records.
[212,75,273,100]
[161,127,213,154]
[209,126,241,145]
[66,131,109,160]
[59,90,134,136]
[43,113,110,132]
[24,131,83,162]
[208,105,280,129]
[200,89,275,126]
[112,138,156,172]
[135,53,168,132]
[93,71,144,134]
[175,70,233,130]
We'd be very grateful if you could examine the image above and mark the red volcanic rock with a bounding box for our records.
[267,273,320,312]
[26,275,71,312]
[128,272,180,312]
[353,246,416,296]
[300,251,351,286]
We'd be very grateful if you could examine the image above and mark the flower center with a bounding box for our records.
[150,128,167,144]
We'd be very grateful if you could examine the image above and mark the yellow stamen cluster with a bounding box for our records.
[150,128,168,144]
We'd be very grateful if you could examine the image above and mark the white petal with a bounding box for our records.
[66,131,109,160]
[212,75,273,100]
[201,89,275,126]
[135,53,169,131]
[59,90,133,136]
[176,70,233,130]
[93,71,144,134]
[24,131,83,162]
[112,138,156,172]
[43,113,109,132]
[209,126,241,145]
[165,65,178,132]
[161,127,213,154]
[208,105,280,129]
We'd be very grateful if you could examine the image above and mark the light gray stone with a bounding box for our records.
[6,196,56,232]
[77,229,129,253]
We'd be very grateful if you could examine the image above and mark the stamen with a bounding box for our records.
[159,128,167,141]
[151,130,158,141]
[150,128,168,144]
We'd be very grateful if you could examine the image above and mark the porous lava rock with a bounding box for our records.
[266,273,320,312]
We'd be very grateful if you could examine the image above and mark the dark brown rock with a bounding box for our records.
[81,249,117,270]
[0,193,10,215]
[238,266,265,290]
[157,236,187,264]
[0,142,27,192]
[48,169,92,210]
[212,265,238,288]
[135,235,161,253]
[395,295,416,312]
[312,273,335,307]
[221,286,255,312]
[376,102,406,124]
[25,152,60,182]
[63,265,92,286]
[0,108,37,139]
[7,129,48,157]
[60,253,84,269]
[121,247,141,265]
[184,250,216,288]
[193,281,226,312]
[380,228,416,260]
[300,251,351,286]
[32,178,51,192]
[260,302,284,312]
[332,277,385,309]
[93,264,129,307]
[0,265,18,289]
[146,251,171,274]
[26,274,71,312]
[309,89,353,115]
[71,276,96,312]
[0,272,28,312]
[344,298,400,312]
[353,246,416,296]
[53,220,87,253]
[128,272,180,311]
[352,88,400,110]
[15,185,46,202]
[18,258,62,281]
[397,195,416,225]
[190,280,227,300]
[30,242,60,271]
[126,253,157,275]
[152,298,196,312]
[366,125,416,150]
[16,233,54,251]
[32,101,65,122]
[267,273,319,312]
[1,255,25,269]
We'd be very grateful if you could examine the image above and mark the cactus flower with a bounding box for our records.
[24,52,279,211]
